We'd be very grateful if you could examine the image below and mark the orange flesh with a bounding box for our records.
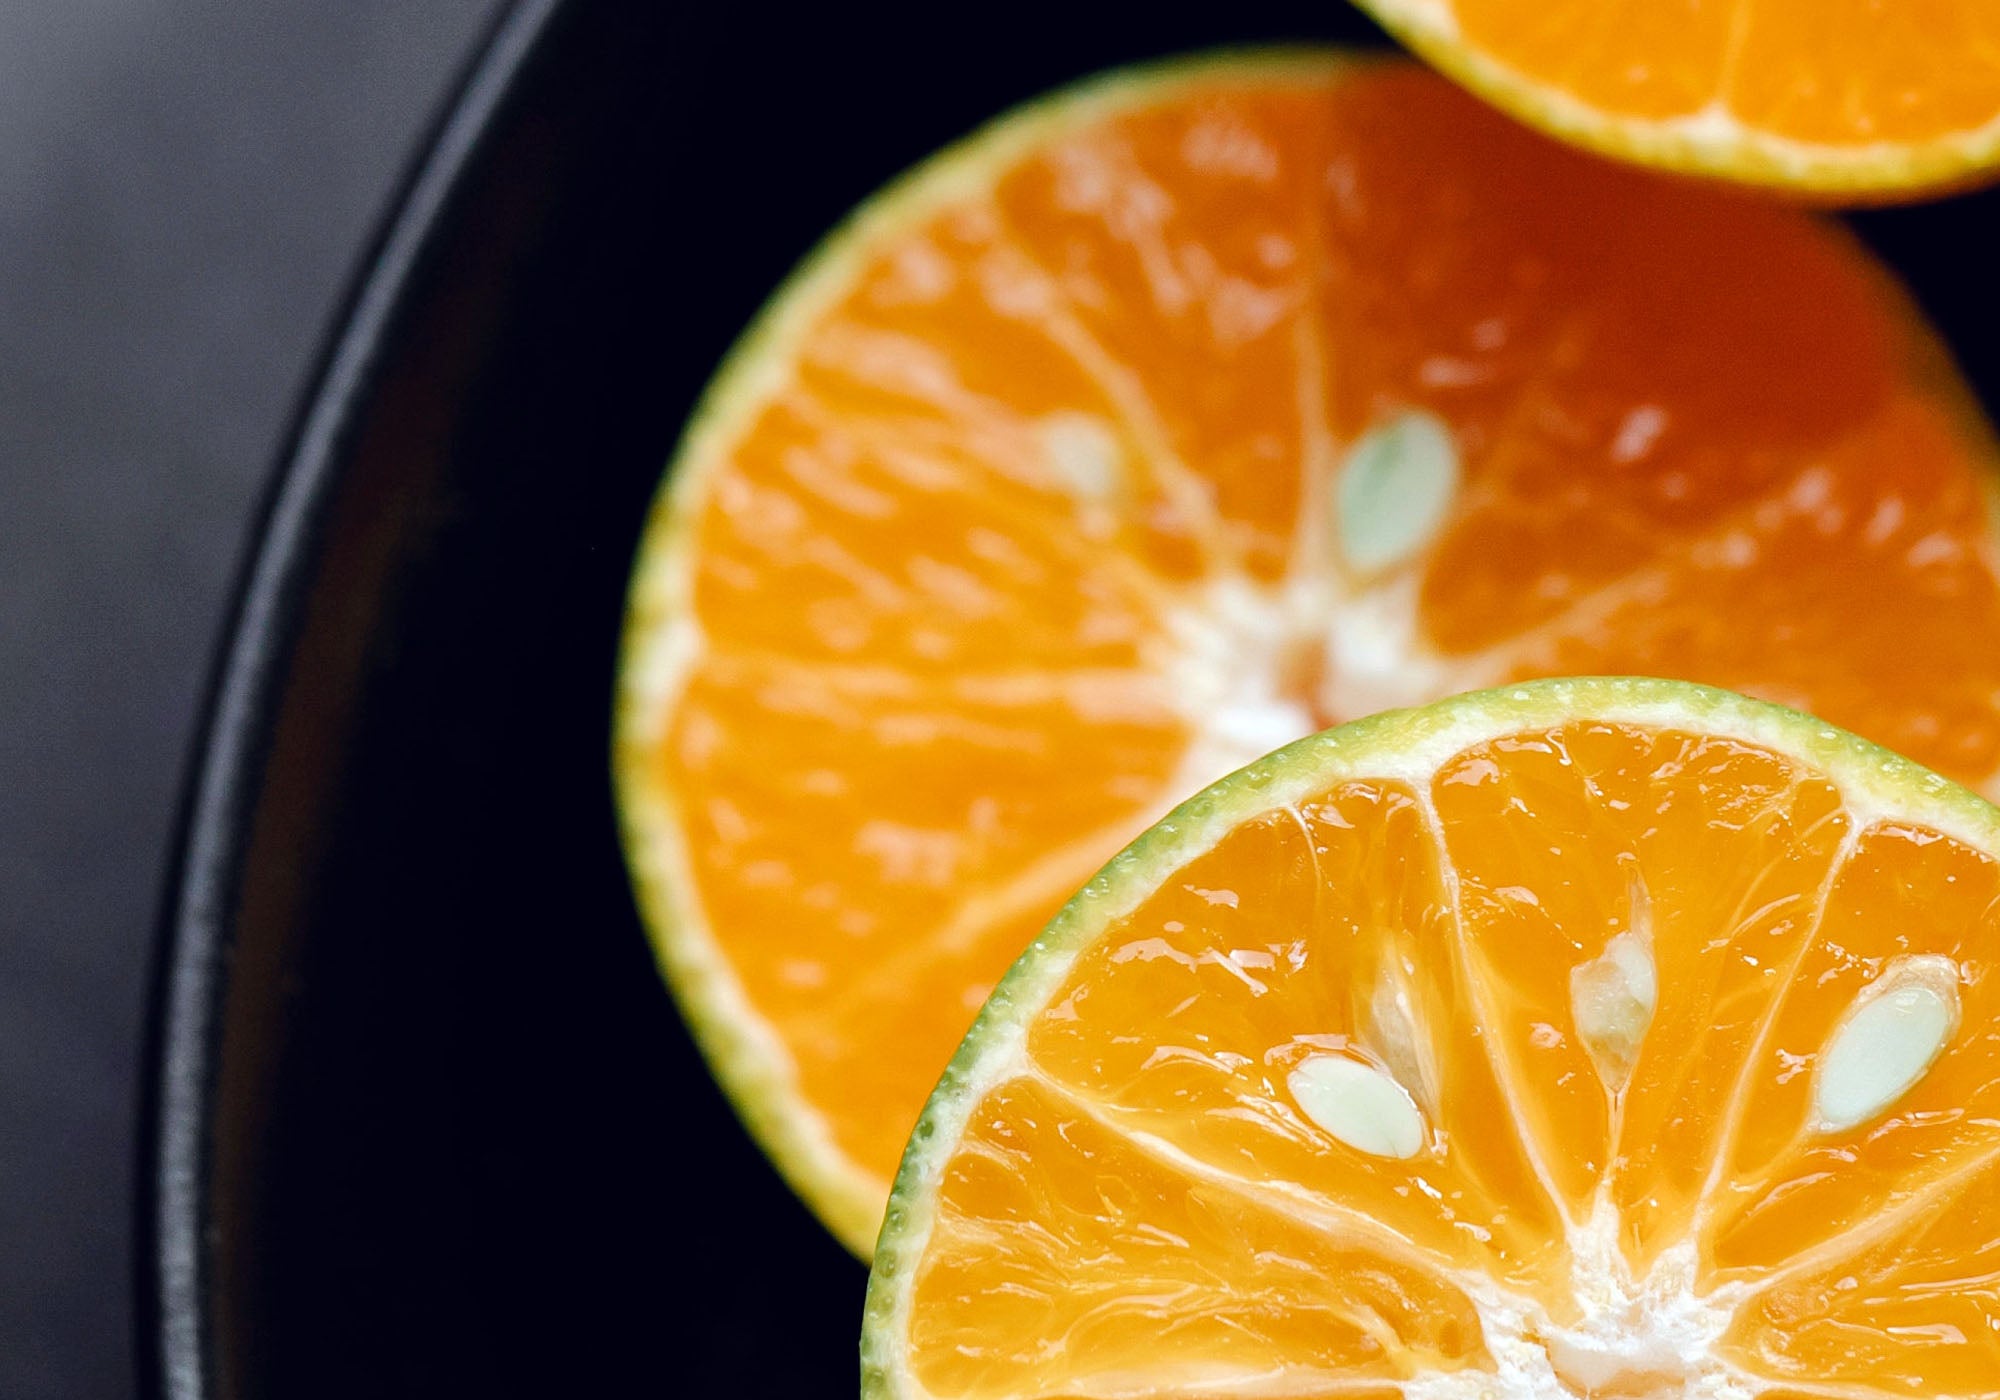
[903,721,2000,1398]
[1447,0,2000,147]
[621,61,2000,1230]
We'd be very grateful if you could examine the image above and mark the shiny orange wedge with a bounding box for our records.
[613,52,2000,1253]
[1357,0,2000,198]
[865,679,2000,1400]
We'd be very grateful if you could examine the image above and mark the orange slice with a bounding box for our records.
[1356,0,2000,199]
[612,51,2000,1253]
[863,678,2000,1400]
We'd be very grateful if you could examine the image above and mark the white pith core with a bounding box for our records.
[1411,1207,1754,1400]
[1270,925,1967,1400]
[1115,409,1972,1396]
[1156,408,1487,796]
[625,51,2000,1346]
[868,672,2000,1400]
[1279,933,1752,1400]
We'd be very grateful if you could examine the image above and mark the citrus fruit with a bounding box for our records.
[1356,0,2000,199]
[863,677,2000,1400]
[613,50,2000,1254]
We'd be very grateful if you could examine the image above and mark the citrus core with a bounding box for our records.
[614,53,2000,1252]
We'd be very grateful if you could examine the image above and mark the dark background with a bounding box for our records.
[9,4,2000,1398]
[0,5,498,1394]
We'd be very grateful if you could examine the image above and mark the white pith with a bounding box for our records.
[1161,570,1489,801]
[866,680,2000,1400]
[1150,393,2000,811]
[1290,922,1973,1400]
[883,835,1971,1400]
[1159,410,1488,797]
[1380,934,1964,1400]
[616,49,2000,1280]
[1403,1208,1755,1400]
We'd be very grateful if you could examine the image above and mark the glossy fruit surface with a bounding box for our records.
[864,678,2000,1400]
[1359,0,2000,198]
[614,52,2000,1252]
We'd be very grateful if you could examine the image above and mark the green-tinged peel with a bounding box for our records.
[612,46,1387,1261]
[862,676,2000,1399]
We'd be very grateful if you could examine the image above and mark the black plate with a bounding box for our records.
[139,0,2000,1395]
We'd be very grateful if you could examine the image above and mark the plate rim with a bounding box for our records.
[133,2,568,1393]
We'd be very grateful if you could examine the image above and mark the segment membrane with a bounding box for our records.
[1447,0,2000,147]
[669,662,1185,1172]
[1708,823,2000,1280]
[900,718,2000,1398]
[631,57,2000,1267]
[990,82,1333,582]
[1724,1150,2000,1395]
[1428,722,1851,1263]
[1025,780,1571,1298]
[908,1075,1488,1400]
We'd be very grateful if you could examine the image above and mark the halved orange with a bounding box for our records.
[863,678,2000,1399]
[613,51,2000,1253]
[1356,0,2000,199]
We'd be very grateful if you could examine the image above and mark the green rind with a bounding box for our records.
[610,45,1392,1259]
[616,36,2000,1267]
[860,676,2000,1398]
[1358,0,2000,203]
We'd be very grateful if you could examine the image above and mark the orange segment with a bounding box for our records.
[907,1077,1488,1399]
[1709,821,2000,1279]
[613,53,2000,1252]
[1022,784,1570,1296]
[1360,0,2000,197]
[863,680,2000,1400]
[1726,1154,2000,1393]
[1426,723,1854,1265]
